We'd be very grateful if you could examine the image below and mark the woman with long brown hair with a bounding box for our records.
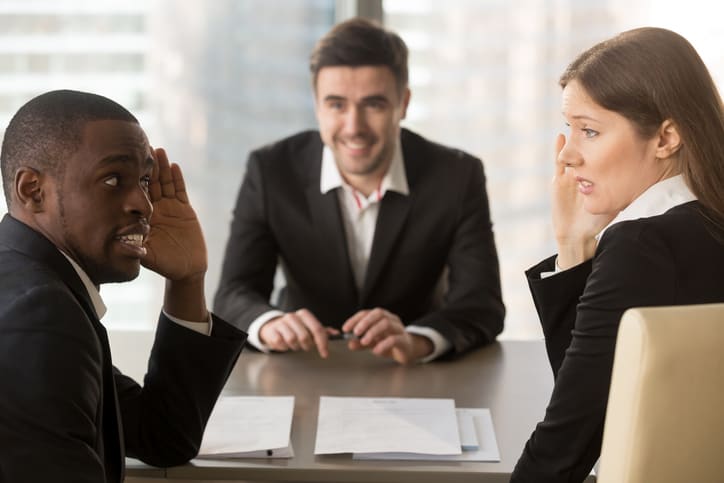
[511,27,724,482]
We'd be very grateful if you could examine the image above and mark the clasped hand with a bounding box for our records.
[259,307,433,364]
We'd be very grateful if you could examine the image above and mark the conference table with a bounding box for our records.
[127,340,596,482]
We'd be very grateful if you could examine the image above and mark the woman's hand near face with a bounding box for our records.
[551,134,615,269]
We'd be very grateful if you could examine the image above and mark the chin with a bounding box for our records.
[96,264,141,284]
[583,200,610,216]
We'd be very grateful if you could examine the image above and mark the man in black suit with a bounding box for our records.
[214,18,504,364]
[0,90,246,483]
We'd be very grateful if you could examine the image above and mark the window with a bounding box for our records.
[0,0,721,338]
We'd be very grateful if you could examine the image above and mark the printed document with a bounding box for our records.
[199,396,294,458]
[314,396,461,455]
[353,408,500,461]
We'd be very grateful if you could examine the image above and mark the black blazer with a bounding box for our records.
[0,214,246,483]
[214,128,504,354]
[511,201,724,482]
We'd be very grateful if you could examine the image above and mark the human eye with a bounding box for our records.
[326,99,344,110]
[582,128,599,138]
[365,98,387,110]
[103,175,119,187]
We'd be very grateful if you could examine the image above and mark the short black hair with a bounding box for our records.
[309,17,409,94]
[0,89,138,206]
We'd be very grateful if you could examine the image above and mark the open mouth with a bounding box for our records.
[117,233,144,247]
[115,231,148,257]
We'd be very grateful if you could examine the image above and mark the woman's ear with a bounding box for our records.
[655,119,682,159]
[14,167,44,212]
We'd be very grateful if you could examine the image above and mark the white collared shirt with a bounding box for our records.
[545,174,696,277]
[248,137,451,362]
[597,174,696,240]
[61,252,211,335]
[320,139,409,289]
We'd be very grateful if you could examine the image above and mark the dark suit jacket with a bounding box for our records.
[214,128,504,354]
[511,201,724,482]
[0,214,246,483]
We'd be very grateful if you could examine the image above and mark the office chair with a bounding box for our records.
[597,303,724,483]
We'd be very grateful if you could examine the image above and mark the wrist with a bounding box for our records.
[411,334,434,360]
[556,237,597,270]
[163,277,208,322]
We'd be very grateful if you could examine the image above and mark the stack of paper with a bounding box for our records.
[198,396,294,459]
[314,396,499,461]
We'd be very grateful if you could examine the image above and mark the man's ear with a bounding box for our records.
[14,167,45,212]
[655,119,682,159]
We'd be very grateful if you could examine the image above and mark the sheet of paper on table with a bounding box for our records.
[314,396,461,455]
[353,408,500,461]
[198,396,295,459]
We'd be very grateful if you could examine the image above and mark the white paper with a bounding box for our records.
[199,396,294,458]
[314,396,461,455]
[457,410,478,450]
[353,408,500,461]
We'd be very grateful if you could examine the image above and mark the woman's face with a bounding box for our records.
[558,79,670,216]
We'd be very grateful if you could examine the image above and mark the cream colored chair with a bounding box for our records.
[598,303,724,483]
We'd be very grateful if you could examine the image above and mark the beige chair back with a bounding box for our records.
[598,303,724,483]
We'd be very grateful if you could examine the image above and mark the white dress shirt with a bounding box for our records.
[247,137,452,361]
[62,252,211,335]
[545,174,697,277]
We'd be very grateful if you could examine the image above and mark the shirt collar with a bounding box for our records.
[598,174,697,239]
[59,251,107,319]
[320,137,410,196]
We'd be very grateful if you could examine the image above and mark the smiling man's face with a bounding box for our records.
[314,65,410,188]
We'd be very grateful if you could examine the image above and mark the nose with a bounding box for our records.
[125,183,153,220]
[557,138,582,168]
[343,105,367,135]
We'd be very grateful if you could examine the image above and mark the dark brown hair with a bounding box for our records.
[309,17,408,95]
[560,27,724,233]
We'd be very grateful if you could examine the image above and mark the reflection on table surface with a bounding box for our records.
[128,340,594,482]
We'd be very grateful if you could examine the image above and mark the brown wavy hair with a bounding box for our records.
[560,27,724,235]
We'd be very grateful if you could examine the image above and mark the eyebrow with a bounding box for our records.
[567,114,599,123]
[323,94,390,104]
[361,95,389,104]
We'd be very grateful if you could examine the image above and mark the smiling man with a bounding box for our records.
[0,90,246,483]
[214,18,504,364]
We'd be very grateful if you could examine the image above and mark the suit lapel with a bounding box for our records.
[360,132,419,303]
[360,192,411,303]
[303,147,358,301]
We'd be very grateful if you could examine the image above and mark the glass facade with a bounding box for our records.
[0,0,721,336]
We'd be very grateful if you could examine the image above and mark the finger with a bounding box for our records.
[285,314,316,352]
[274,316,304,351]
[347,339,363,351]
[170,163,189,204]
[342,310,368,333]
[360,309,403,346]
[373,334,413,364]
[371,334,397,357]
[554,133,567,178]
[262,324,289,352]
[351,307,386,338]
[359,317,392,346]
[149,149,162,202]
[296,309,330,358]
[155,147,176,198]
